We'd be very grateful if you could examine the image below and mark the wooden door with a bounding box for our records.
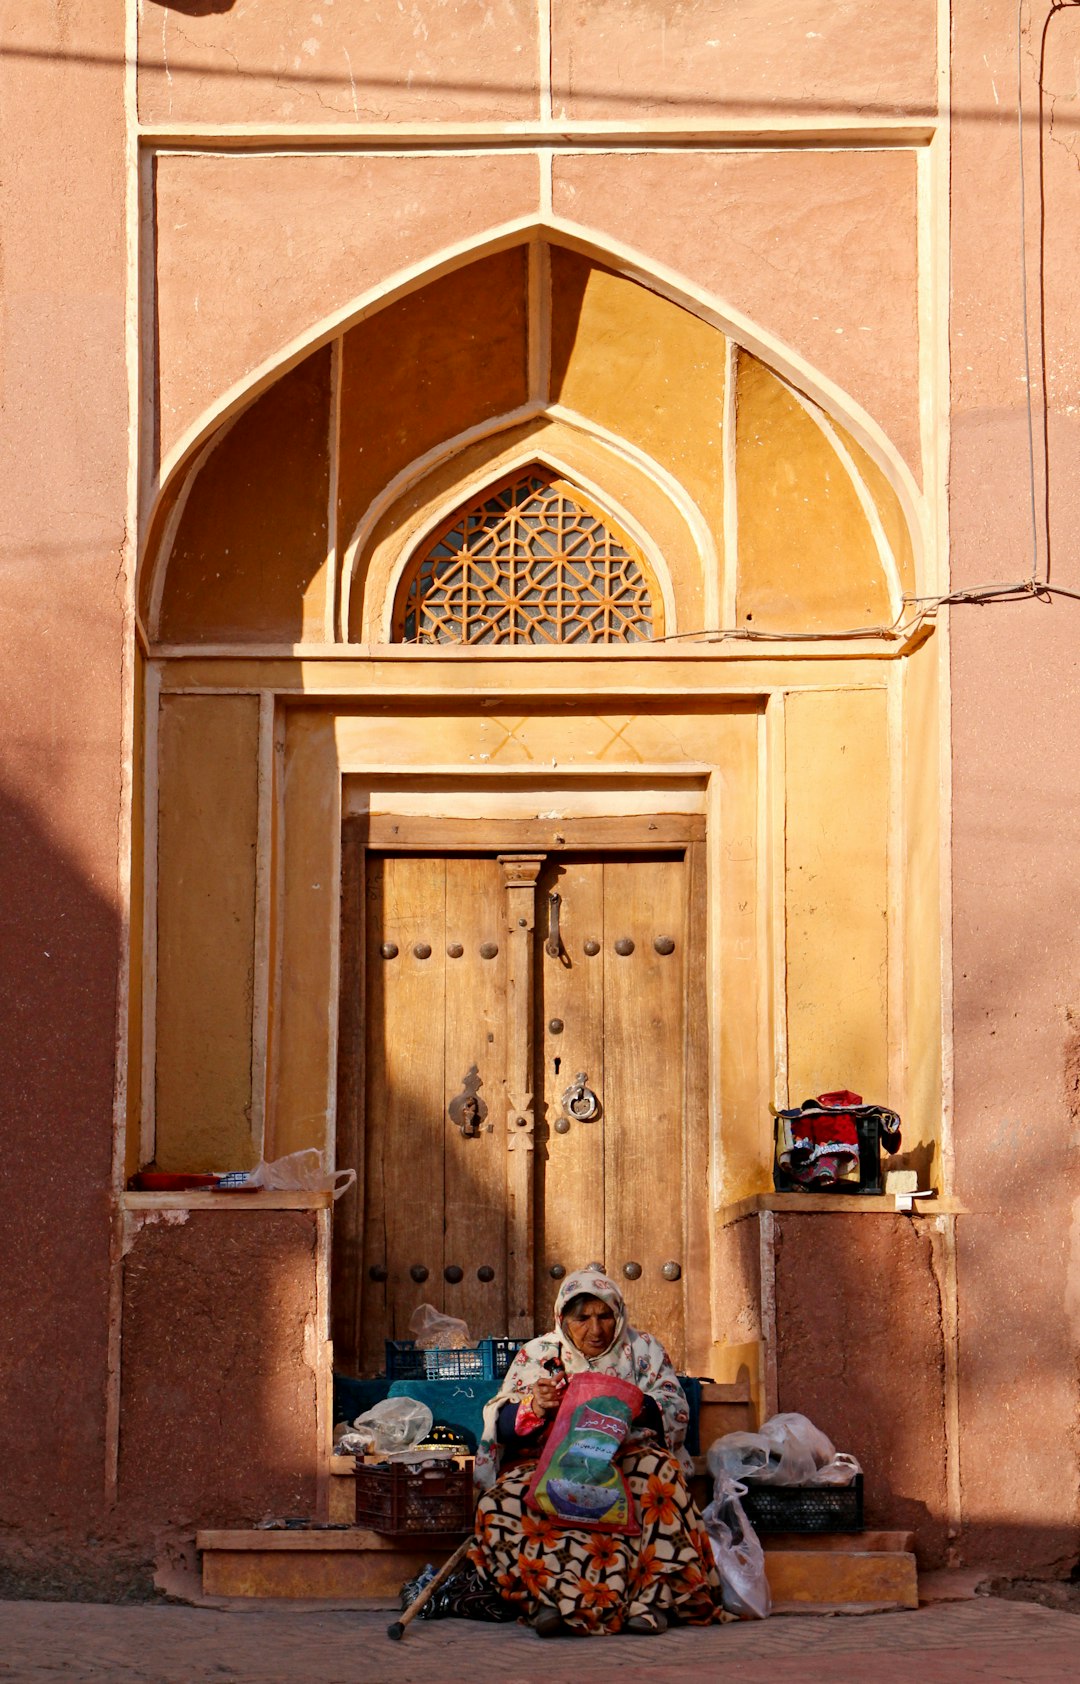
[358,854,511,1371]
[343,837,704,1375]
[534,854,695,1367]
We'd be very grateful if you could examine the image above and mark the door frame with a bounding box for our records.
[333,812,710,1373]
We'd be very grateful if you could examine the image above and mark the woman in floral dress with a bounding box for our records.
[468,1269,725,1637]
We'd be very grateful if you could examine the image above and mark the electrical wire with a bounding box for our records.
[1017,0,1043,584]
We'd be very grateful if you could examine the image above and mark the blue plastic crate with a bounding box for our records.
[384,1336,521,1383]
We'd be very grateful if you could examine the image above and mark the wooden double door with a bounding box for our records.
[338,824,706,1375]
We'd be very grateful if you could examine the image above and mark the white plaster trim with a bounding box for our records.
[139,664,162,1170]
[766,692,789,1115]
[781,379,905,624]
[142,219,927,614]
[107,0,143,1513]
[706,766,725,1211]
[249,694,276,1159]
[721,340,739,631]
[139,120,938,151]
[886,665,906,1120]
[538,0,553,126]
[324,336,343,644]
[366,437,680,644]
[147,413,241,640]
[337,403,544,640]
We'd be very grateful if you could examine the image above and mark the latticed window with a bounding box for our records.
[393,469,662,645]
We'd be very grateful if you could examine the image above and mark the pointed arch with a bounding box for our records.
[140,218,926,629]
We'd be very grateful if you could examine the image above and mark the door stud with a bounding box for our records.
[614,937,635,956]
[654,936,676,955]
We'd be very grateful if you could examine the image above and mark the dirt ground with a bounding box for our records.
[0,1596,1077,1684]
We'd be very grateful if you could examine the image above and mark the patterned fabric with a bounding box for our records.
[468,1447,727,1633]
[475,1270,691,1491]
[405,1564,519,1624]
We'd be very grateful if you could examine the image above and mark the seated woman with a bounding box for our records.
[468,1269,724,1637]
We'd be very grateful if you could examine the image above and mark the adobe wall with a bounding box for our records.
[949,0,1080,1578]
[6,0,1078,1597]
[0,3,129,1595]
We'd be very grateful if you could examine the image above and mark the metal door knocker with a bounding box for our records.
[561,1071,601,1124]
[448,1065,489,1138]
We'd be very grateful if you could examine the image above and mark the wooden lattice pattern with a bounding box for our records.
[394,472,659,645]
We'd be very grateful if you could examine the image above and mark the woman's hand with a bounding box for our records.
[531,1377,564,1416]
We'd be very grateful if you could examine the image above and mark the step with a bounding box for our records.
[198,1529,468,1600]
[198,1525,917,1610]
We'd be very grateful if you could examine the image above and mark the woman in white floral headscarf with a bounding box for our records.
[466,1269,725,1638]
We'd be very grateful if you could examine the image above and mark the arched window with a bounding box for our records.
[392,468,662,645]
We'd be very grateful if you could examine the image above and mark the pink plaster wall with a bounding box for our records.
[151,151,540,472]
[950,0,1080,1575]
[0,1,127,1595]
[138,0,540,126]
[552,149,922,474]
[550,0,938,123]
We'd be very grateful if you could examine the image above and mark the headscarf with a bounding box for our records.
[474,1268,691,1490]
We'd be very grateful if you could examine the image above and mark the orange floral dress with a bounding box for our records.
[469,1445,725,1634]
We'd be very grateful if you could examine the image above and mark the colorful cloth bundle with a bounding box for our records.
[775,1090,901,1189]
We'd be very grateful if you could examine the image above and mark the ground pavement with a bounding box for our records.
[0,1597,1078,1684]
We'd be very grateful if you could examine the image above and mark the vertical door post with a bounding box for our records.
[499,855,544,1339]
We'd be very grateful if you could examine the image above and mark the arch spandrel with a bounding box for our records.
[145,234,920,648]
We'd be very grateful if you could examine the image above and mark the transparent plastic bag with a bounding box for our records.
[809,1451,861,1487]
[708,1413,837,1486]
[343,1397,433,1454]
[702,1475,771,1619]
[408,1303,472,1350]
[248,1149,356,1201]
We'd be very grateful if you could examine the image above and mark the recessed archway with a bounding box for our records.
[143,236,920,648]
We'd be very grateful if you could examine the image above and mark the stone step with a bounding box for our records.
[198,1525,917,1610]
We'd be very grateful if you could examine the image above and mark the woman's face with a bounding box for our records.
[564,1295,618,1358]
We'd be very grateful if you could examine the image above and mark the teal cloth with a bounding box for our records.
[387,1377,500,1452]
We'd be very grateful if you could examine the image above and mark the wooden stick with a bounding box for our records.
[386,1536,473,1641]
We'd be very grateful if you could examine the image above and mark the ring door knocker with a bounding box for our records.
[557,1071,601,1133]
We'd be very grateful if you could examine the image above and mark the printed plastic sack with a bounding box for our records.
[341,1397,433,1454]
[708,1412,835,1487]
[702,1475,771,1619]
[526,1373,643,1534]
[409,1303,472,1350]
[247,1149,356,1201]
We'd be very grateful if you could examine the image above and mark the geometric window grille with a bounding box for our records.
[392,468,662,645]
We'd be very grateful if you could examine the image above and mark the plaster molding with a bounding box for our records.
[138,120,938,152]
[143,220,926,615]
[356,431,683,645]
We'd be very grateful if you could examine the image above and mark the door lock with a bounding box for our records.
[561,1071,601,1123]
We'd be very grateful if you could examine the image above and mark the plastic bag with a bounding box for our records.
[341,1397,433,1454]
[409,1302,472,1350]
[248,1149,356,1201]
[809,1451,861,1487]
[708,1413,837,1486]
[702,1475,771,1619]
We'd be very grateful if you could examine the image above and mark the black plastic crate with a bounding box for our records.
[354,1458,475,1535]
[740,1474,864,1534]
[384,1336,519,1383]
[773,1111,888,1195]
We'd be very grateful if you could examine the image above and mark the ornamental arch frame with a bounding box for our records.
[138,218,929,636]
